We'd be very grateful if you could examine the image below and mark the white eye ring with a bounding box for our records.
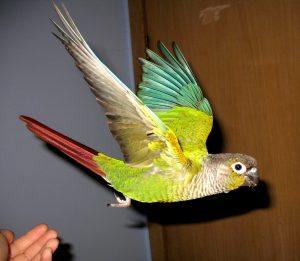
[231,162,247,174]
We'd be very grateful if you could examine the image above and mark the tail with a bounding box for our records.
[19,115,105,177]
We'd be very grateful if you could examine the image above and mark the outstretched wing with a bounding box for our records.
[137,42,213,153]
[138,42,212,114]
[51,3,189,168]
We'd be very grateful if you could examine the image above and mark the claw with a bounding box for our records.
[107,193,131,208]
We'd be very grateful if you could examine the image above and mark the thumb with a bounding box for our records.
[0,231,11,261]
[0,230,14,244]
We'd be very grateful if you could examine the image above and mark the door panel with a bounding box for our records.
[128,0,300,260]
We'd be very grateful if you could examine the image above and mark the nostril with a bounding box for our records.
[248,167,257,174]
[246,167,259,187]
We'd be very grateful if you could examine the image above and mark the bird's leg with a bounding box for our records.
[107,193,131,208]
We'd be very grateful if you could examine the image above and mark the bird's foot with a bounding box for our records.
[107,193,131,208]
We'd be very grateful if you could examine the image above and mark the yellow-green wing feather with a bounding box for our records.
[157,107,212,155]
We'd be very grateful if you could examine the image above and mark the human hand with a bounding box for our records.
[0,224,59,261]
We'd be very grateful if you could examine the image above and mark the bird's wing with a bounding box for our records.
[137,43,213,153]
[138,42,212,114]
[51,3,189,168]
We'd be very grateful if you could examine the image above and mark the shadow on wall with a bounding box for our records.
[53,241,74,261]
[206,118,224,154]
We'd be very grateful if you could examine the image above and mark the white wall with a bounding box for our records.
[0,1,151,260]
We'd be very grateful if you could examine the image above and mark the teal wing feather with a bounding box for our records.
[137,42,213,115]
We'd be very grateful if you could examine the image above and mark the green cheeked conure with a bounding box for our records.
[20,2,258,207]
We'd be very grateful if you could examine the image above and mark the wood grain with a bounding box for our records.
[129,0,300,260]
[128,0,146,89]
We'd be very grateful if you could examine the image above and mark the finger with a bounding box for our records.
[0,233,9,261]
[44,238,59,253]
[10,224,48,257]
[41,248,53,261]
[32,238,58,261]
[23,229,58,260]
[31,247,52,261]
[0,229,14,244]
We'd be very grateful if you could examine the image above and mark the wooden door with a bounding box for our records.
[128,0,300,260]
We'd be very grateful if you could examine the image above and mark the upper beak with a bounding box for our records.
[244,167,258,187]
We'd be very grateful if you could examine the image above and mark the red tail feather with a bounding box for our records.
[19,115,105,177]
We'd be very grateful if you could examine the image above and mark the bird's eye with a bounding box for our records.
[231,162,246,174]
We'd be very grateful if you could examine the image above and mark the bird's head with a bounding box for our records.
[204,153,258,194]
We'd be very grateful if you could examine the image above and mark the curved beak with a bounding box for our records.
[244,167,258,187]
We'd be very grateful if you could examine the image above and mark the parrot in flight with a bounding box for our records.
[20,2,258,207]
